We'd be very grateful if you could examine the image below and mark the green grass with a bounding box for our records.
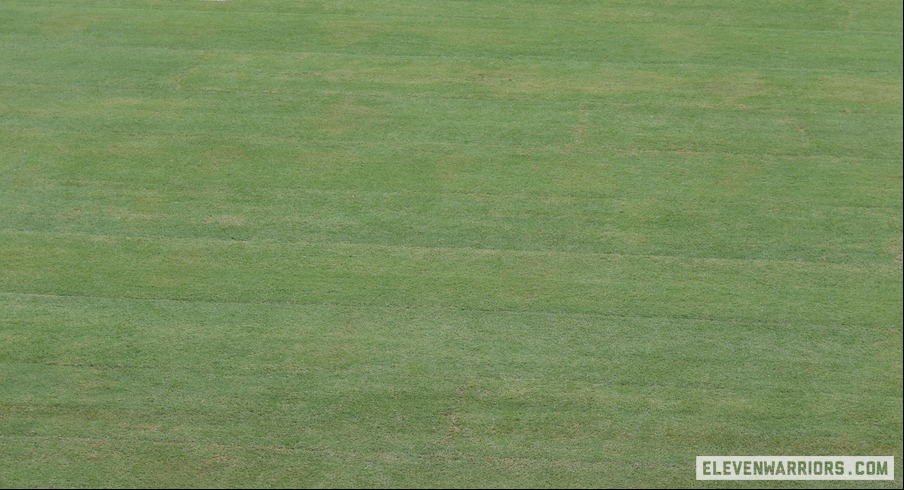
[1,0,901,487]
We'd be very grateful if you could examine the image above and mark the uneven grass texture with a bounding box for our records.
[1,1,902,488]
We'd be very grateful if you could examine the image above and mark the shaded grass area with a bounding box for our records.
[1,0,901,487]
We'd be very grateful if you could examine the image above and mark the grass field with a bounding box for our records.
[1,0,902,487]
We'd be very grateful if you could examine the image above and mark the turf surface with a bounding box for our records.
[1,1,901,487]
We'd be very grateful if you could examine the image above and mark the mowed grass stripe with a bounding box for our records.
[0,72,901,118]
[2,293,897,387]
[3,42,902,113]
[1,294,897,434]
[2,1,900,74]
[0,436,729,488]
[2,129,899,264]
[8,0,903,33]
[2,83,899,159]
[0,293,898,488]
[2,32,902,80]
[3,106,899,161]
[1,230,899,328]
[4,156,901,213]
[0,436,894,490]
[2,192,899,265]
